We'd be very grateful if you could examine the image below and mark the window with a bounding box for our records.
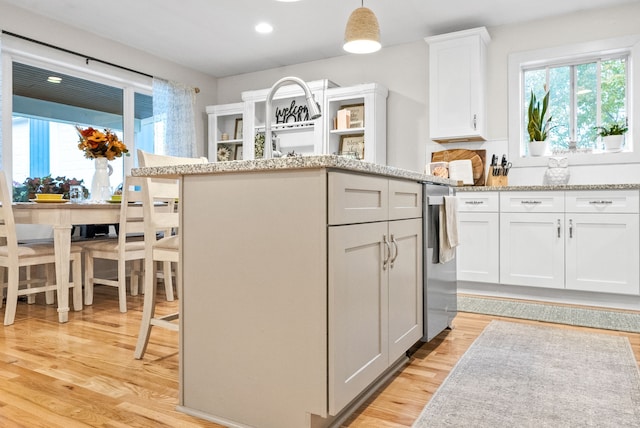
[508,35,640,166]
[11,62,153,191]
[523,55,627,153]
[1,35,155,195]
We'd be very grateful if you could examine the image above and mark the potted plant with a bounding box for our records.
[594,122,628,152]
[527,89,554,156]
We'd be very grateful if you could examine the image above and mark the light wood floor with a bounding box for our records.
[1,289,639,428]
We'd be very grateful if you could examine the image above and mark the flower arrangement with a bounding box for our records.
[76,126,128,160]
[13,176,88,202]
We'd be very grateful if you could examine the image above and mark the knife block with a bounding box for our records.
[487,167,508,187]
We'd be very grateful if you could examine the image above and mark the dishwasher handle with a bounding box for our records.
[427,195,444,206]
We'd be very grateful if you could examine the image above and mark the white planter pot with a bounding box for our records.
[529,140,548,157]
[602,135,624,152]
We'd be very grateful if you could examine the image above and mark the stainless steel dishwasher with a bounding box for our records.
[422,183,457,342]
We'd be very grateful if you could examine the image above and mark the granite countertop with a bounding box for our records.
[132,154,458,185]
[456,184,640,192]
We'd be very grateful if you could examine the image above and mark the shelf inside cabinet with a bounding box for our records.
[255,121,316,133]
[330,127,365,135]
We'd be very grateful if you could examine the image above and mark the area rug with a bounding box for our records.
[412,320,640,427]
[458,295,640,333]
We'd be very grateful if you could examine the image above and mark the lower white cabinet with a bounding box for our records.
[456,192,499,283]
[328,217,422,415]
[458,189,640,297]
[500,212,565,288]
[565,213,639,295]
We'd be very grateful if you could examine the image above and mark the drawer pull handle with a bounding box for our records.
[520,200,543,205]
[383,235,391,270]
[390,235,399,268]
[464,201,484,205]
[589,200,613,205]
[569,219,573,238]
[557,219,561,238]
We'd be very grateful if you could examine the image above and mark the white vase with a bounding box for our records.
[529,140,548,157]
[90,157,113,202]
[602,135,624,152]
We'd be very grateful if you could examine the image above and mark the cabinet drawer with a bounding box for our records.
[456,191,499,212]
[500,191,564,213]
[329,172,389,225]
[565,190,640,213]
[389,179,422,220]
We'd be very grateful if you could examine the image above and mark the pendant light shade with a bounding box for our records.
[343,6,381,54]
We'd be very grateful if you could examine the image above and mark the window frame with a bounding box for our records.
[1,34,152,183]
[508,35,640,167]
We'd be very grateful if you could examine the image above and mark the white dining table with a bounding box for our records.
[12,201,121,323]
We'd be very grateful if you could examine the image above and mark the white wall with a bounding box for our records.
[217,2,640,183]
[216,42,428,172]
[0,3,218,157]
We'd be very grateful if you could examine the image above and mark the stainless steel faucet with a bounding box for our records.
[263,77,322,159]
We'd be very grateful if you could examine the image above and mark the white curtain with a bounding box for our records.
[0,33,3,166]
[152,77,197,157]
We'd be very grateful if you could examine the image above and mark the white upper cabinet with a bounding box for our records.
[426,27,490,143]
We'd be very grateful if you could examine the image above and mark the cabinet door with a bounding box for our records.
[457,212,499,283]
[500,212,564,288]
[388,218,422,361]
[328,222,389,415]
[566,213,640,295]
[427,28,488,142]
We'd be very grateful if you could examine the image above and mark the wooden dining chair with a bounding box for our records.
[82,176,145,313]
[134,177,180,359]
[137,149,206,302]
[137,149,208,168]
[0,171,83,325]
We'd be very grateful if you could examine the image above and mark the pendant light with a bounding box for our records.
[343,1,381,54]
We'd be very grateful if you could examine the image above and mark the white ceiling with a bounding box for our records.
[2,0,638,77]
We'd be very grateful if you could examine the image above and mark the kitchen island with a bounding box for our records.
[133,156,453,428]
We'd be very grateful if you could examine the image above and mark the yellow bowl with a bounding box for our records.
[110,195,122,202]
[36,193,64,200]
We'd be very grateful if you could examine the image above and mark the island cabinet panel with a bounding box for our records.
[328,221,389,415]
[328,172,422,415]
[180,169,329,428]
[179,168,423,428]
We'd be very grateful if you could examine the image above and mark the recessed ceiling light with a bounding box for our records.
[255,22,274,34]
[47,76,62,83]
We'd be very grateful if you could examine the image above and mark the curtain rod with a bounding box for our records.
[1,30,200,93]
